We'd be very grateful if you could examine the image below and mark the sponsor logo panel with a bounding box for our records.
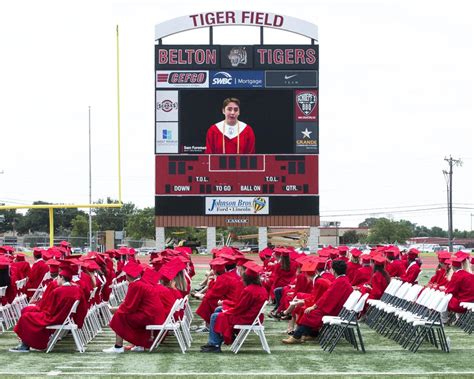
[295,90,318,121]
[209,70,264,88]
[156,71,209,88]
[206,196,269,215]
[156,91,178,121]
[156,122,179,153]
[155,46,220,69]
[265,71,318,88]
[295,122,318,153]
[221,46,253,69]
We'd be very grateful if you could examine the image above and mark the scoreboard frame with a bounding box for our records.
[155,11,319,227]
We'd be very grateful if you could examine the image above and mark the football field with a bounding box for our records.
[0,267,473,378]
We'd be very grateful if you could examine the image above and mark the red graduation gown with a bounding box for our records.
[298,275,353,330]
[214,284,268,345]
[205,123,255,154]
[364,272,389,300]
[346,262,361,282]
[386,259,406,278]
[445,270,474,313]
[294,276,331,322]
[25,259,49,297]
[109,280,166,348]
[277,273,313,313]
[14,284,83,350]
[21,280,59,315]
[12,261,31,281]
[196,270,244,324]
[400,262,421,284]
[351,266,372,287]
[427,268,448,289]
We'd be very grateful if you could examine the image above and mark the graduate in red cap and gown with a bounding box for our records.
[12,253,31,281]
[21,259,60,313]
[196,257,244,325]
[427,251,451,290]
[104,261,166,353]
[25,248,49,298]
[359,256,390,301]
[385,248,406,278]
[444,255,474,313]
[10,264,86,352]
[400,248,422,284]
[282,259,353,344]
[351,254,372,287]
[346,249,362,282]
[200,262,267,352]
[205,97,255,154]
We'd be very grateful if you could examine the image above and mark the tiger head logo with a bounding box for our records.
[228,47,247,67]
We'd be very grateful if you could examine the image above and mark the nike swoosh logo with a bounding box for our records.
[284,74,297,80]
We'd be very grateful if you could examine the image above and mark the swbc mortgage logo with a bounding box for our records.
[210,71,264,88]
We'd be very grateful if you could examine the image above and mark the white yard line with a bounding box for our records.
[2,372,473,376]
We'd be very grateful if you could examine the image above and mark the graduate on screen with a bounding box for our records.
[205,97,256,154]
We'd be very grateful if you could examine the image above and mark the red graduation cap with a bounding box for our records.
[361,254,372,264]
[141,268,161,285]
[158,257,186,281]
[123,261,144,278]
[407,248,420,258]
[33,247,44,258]
[15,253,27,262]
[372,255,386,266]
[437,251,452,261]
[46,259,61,274]
[243,261,263,277]
[59,262,74,281]
[301,260,318,273]
[451,256,465,268]
[350,248,363,257]
[0,256,11,269]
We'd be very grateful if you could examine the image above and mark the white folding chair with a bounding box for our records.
[146,298,187,353]
[28,272,52,304]
[230,300,271,354]
[0,285,13,331]
[46,299,84,353]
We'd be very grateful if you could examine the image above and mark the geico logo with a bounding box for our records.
[212,78,232,85]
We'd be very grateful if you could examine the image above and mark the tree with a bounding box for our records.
[55,208,87,234]
[340,230,359,244]
[367,218,412,244]
[93,198,136,231]
[0,209,23,233]
[16,201,50,234]
[125,207,155,240]
[358,218,379,228]
[71,214,98,238]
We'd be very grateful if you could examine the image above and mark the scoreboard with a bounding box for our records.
[154,12,319,224]
[156,155,318,195]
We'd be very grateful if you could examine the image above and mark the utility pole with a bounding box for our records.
[88,106,93,251]
[443,156,462,252]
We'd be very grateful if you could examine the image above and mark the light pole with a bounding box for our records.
[88,106,93,251]
[443,156,462,252]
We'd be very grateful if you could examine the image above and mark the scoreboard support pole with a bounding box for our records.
[156,227,165,251]
[258,227,268,252]
[207,227,216,253]
[308,227,320,252]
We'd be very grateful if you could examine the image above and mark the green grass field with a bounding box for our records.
[0,268,473,378]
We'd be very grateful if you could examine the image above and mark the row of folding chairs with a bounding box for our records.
[147,296,193,353]
[319,290,369,353]
[365,279,452,353]
[455,302,474,334]
[108,279,128,307]
[0,288,29,332]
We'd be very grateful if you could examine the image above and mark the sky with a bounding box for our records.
[0,0,473,231]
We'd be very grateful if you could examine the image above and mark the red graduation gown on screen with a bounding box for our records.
[205,122,255,154]
[445,270,474,313]
[25,259,49,296]
[196,270,244,324]
[109,280,166,348]
[14,283,84,350]
[298,275,353,331]
[400,262,421,284]
[214,284,268,345]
